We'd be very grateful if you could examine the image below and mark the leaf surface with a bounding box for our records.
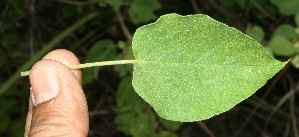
[132,14,286,121]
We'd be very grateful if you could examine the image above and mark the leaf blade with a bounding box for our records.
[132,14,286,121]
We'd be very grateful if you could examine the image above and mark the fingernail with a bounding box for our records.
[30,66,59,106]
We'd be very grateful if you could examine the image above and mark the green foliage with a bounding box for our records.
[132,14,286,121]
[273,24,298,40]
[295,12,299,26]
[271,0,299,15]
[158,118,182,131]
[246,25,265,43]
[291,55,299,68]
[128,0,161,24]
[266,11,299,69]
[82,39,117,85]
[115,77,179,137]
[1,0,298,136]
[116,77,145,113]
[115,111,155,137]
[268,36,296,56]
[155,131,178,137]
[114,41,135,77]
[115,77,151,136]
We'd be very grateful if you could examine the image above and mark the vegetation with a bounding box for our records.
[0,0,298,137]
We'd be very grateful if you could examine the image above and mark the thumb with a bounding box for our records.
[25,50,89,137]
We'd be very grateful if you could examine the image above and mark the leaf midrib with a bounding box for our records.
[136,60,283,67]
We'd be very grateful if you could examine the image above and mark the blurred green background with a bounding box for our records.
[0,0,299,136]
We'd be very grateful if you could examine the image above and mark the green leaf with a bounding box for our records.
[82,39,116,85]
[114,54,131,77]
[268,36,296,56]
[295,12,299,26]
[159,117,182,131]
[155,131,178,137]
[294,41,299,51]
[115,111,155,137]
[128,0,161,24]
[130,112,155,137]
[116,77,145,113]
[115,113,135,135]
[114,41,134,77]
[132,14,286,122]
[273,24,297,40]
[115,77,155,137]
[291,54,299,68]
[270,0,299,15]
[246,25,264,43]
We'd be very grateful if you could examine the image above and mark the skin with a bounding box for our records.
[25,49,89,137]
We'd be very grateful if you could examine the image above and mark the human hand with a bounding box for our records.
[24,49,89,137]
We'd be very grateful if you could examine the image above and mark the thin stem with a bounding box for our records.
[21,60,137,77]
[69,60,136,69]
[198,122,215,137]
[116,11,132,41]
[190,0,201,14]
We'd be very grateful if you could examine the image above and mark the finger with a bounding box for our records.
[24,90,33,137]
[42,49,82,83]
[27,59,88,136]
[24,49,83,136]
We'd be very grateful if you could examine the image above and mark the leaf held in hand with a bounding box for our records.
[132,14,286,122]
